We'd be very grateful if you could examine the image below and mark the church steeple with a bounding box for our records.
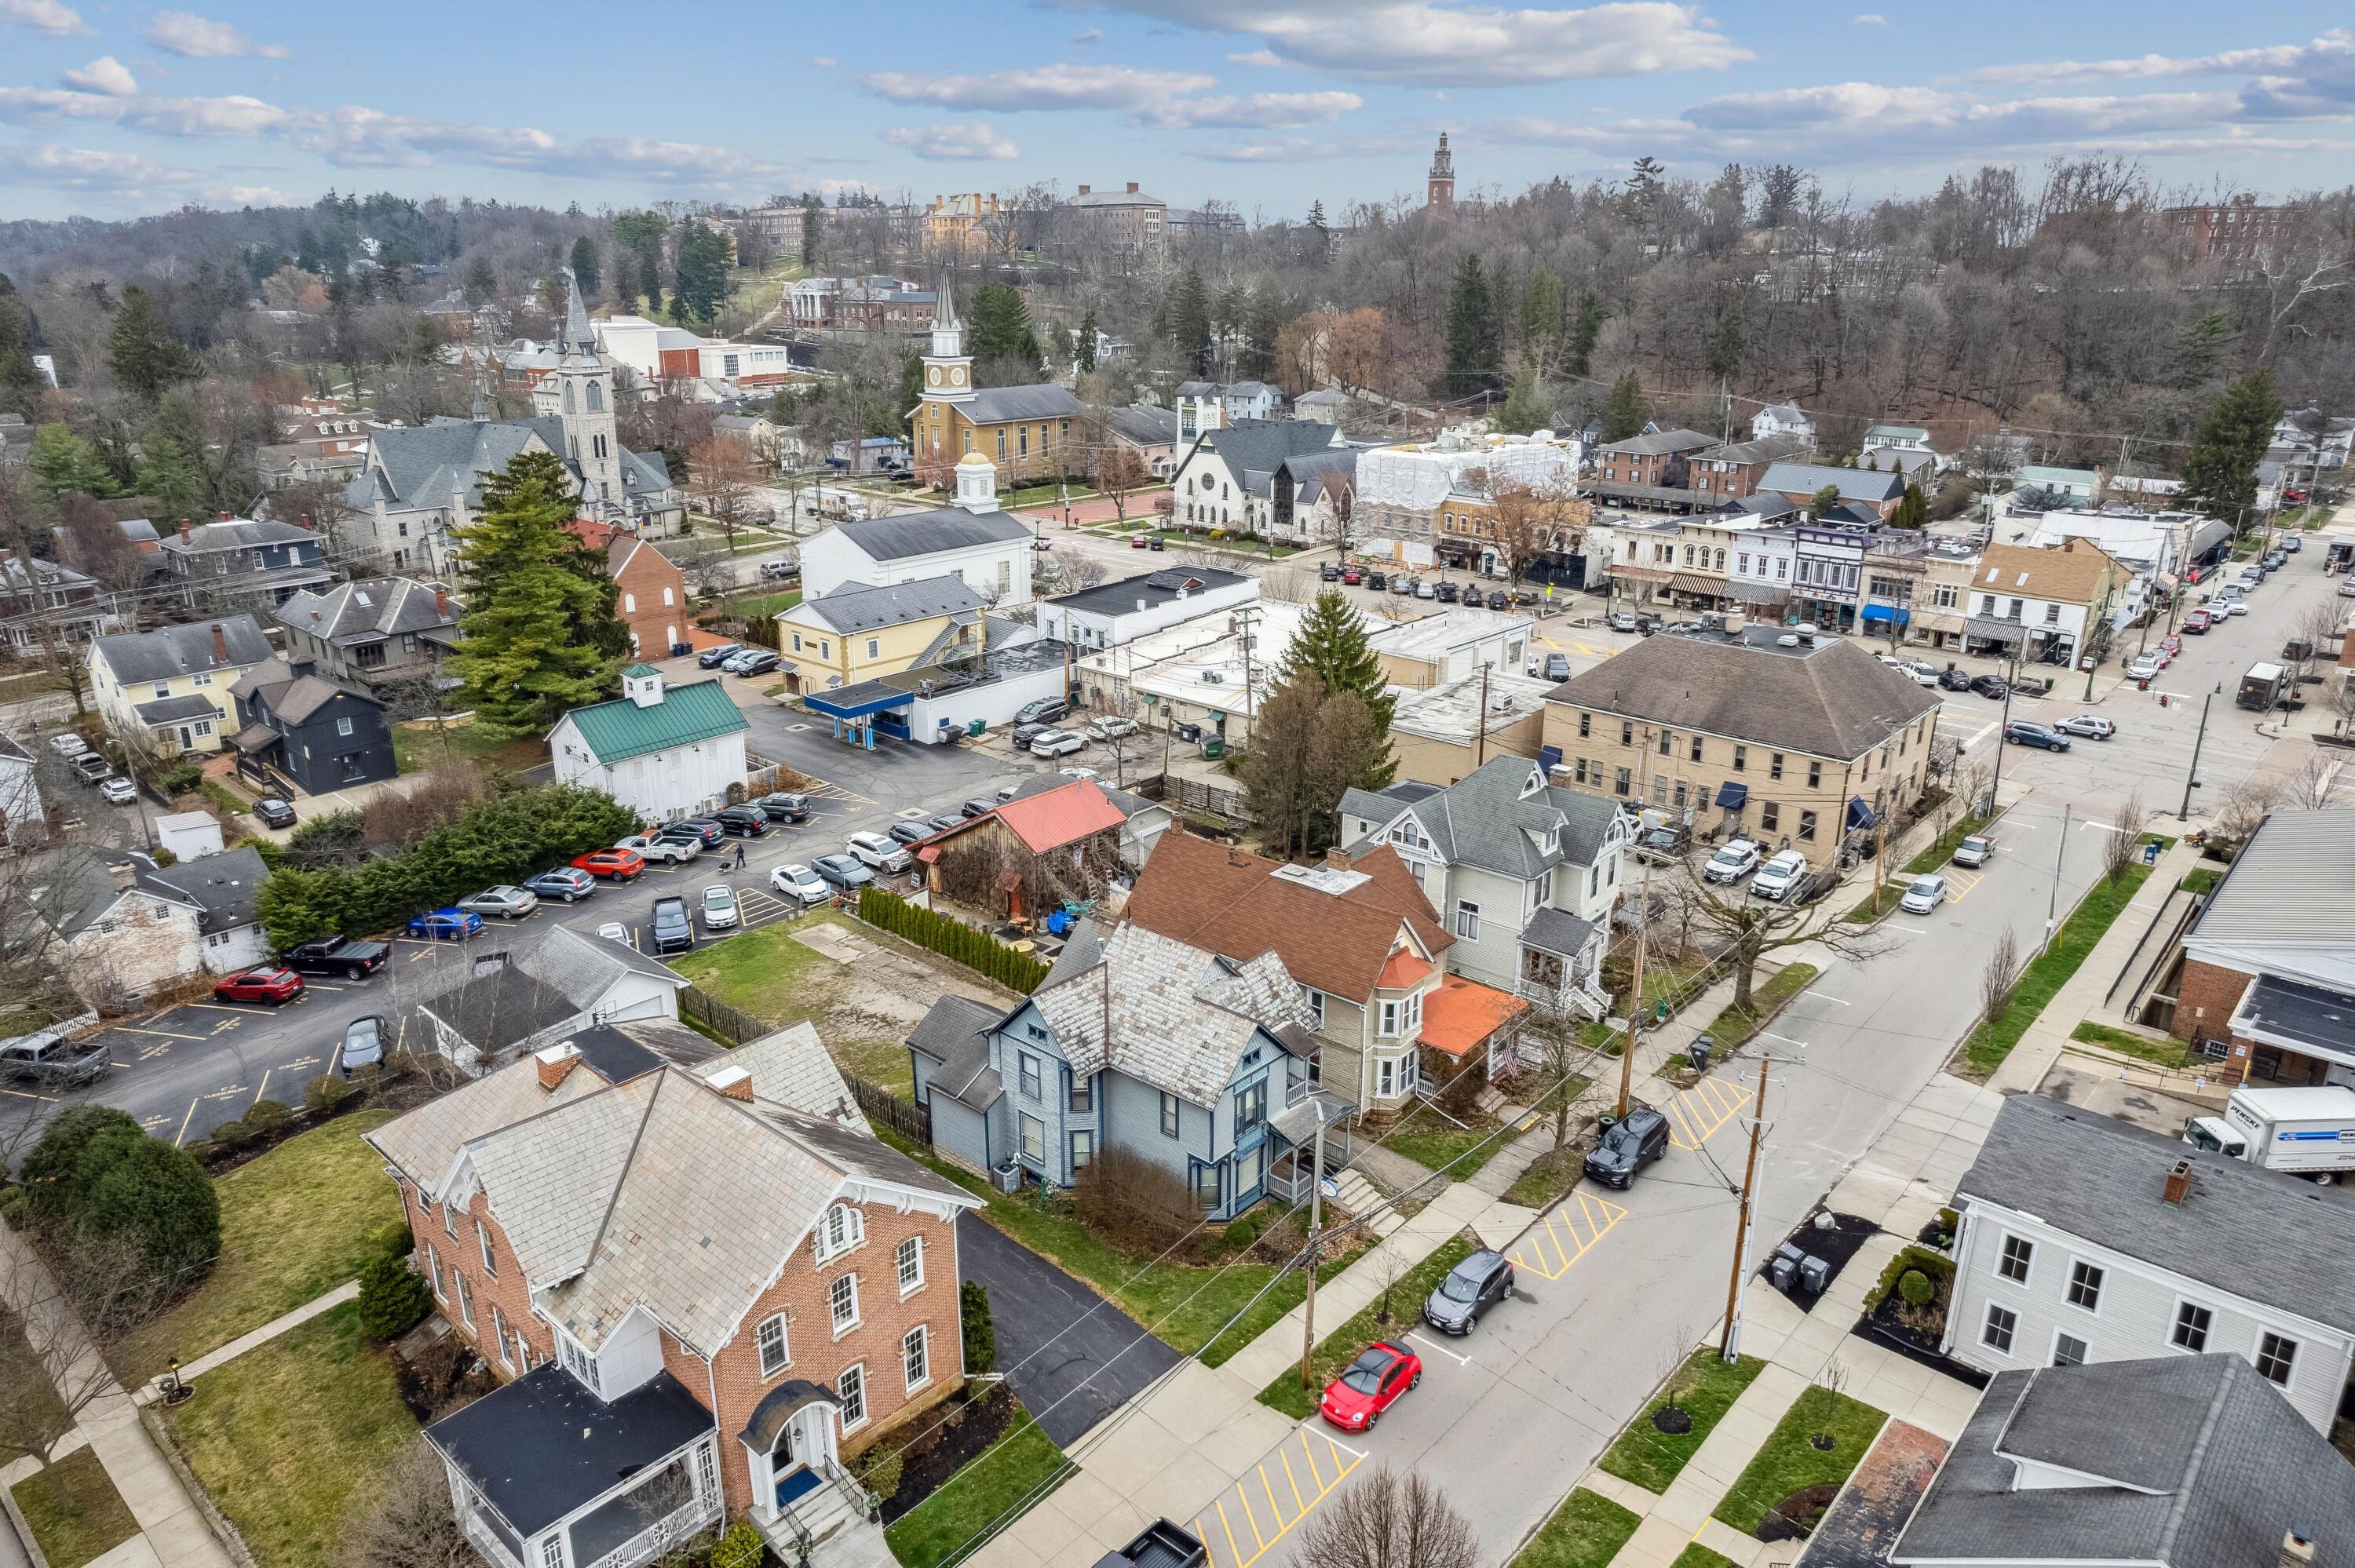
[921,270,973,406]
[534,266,623,512]
[1426,131,1455,213]
[562,265,597,359]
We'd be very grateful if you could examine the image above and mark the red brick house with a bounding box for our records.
[367,1020,980,1566]
[1590,429,1715,513]
[567,519,691,660]
[1684,434,1811,505]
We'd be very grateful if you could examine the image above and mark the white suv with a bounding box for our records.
[847,831,911,873]
[1747,849,1810,901]
[1703,839,1762,884]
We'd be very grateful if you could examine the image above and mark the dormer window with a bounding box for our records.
[813,1202,865,1263]
[557,1329,599,1395]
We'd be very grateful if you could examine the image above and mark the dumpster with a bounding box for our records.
[1200,736,1225,760]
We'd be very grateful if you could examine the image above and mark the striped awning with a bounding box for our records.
[1668,572,1728,597]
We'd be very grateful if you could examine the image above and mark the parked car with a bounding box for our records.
[732,649,780,678]
[0,1030,109,1090]
[1702,838,1762,884]
[1030,729,1086,758]
[1365,571,1388,591]
[811,853,872,894]
[714,805,771,837]
[700,884,740,931]
[1341,567,1363,585]
[213,966,305,1005]
[1584,1107,1670,1188]
[1937,666,1974,691]
[1434,581,1460,603]
[1412,578,1434,599]
[1391,575,1417,596]
[595,921,630,943]
[334,1016,385,1079]
[1010,721,1056,749]
[47,733,90,759]
[2054,715,2115,739]
[253,797,298,830]
[1319,1342,1422,1432]
[1895,662,1941,687]
[697,642,743,669]
[1013,696,1070,727]
[1320,563,1342,582]
[753,792,811,822]
[961,797,996,819]
[2184,609,2213,633]
[927,813,966,834]
[663,819,728,848]
[1970,673,2011,699]
[886,820,931,846]
[1633,824,1692,866]
[2003,720,2071,752]
[1900,873,1949,914]
[1747,848,1811,901]
[70,753,113,783]
[2225,596,2250,616]
[2158,635,2184,655]
[98,776,137,805]
[770,863,831,905]
[1952,834,1994,869]
[2283,534,2302,552]
[279,936,389,979]
[650,895,694,954]
[846,831,911,873]
[524,868,597,903]
[458,885,539,920]
[2124,654,2163,681]
[759,560,795,580]
[616,833,698,865]
[1086,715,1137,741]
[571,847,648,881]
[1130,534,1152,550]
[407,907,484,941]
[1608,611,1638,633]
[1422,1249,1513,1336]
[1531,652,1573,682]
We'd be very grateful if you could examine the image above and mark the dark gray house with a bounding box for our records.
[161,516,338,614]
[906,921,1340,1218]
[275,578,463,696]
[228,656,395,797]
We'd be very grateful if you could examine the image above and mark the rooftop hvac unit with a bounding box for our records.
[1202,669,1224,684]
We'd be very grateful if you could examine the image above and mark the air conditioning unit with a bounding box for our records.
[1203,669,1224,684]
[990,1161,1024,1194]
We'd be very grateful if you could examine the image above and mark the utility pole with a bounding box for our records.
[1298,1114,1327,1390]
[2045,804,2071,956]
[2180,686,2217,821]
[1616,857,1651,1121]
[1234,605,1263,748]
[1720,1055,1769,1362]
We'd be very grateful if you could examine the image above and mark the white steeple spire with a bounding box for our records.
[921,268,973,407]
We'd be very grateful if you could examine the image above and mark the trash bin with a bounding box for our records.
[1798,1254,1831,1294]
[968,718,987,738]
[1769,1252,1798,1291]
[1200,736,1225,760]
[1688,1035,1714,1074]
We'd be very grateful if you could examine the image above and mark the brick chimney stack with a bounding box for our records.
[2163,1158,2194,1204]
[217,510,231,522]
[1126,181,1139,193]
[179,519,192,543]
[1077,184,1090,195]
[434,585,451,618]
[210,622,228,663]
[709,1065,754,1103]
[535,1042,581,1091]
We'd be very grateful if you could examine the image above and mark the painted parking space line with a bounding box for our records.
[1195,1425,1368,1568]
[1508,1189,1628,1282]
[115,1026,207,1041]
[1405,1329,1472,1366]
[1944,866,1985,902]
[1664,1075,1752,1151]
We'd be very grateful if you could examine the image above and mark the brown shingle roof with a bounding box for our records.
[1973,540,2123,606]
[1123,833,1448,999]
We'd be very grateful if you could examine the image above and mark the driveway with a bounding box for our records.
[957,1213,1181,1448]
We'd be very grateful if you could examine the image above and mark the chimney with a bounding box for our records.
[708,1064,754,1103]
[2163,1158,2194,1205]
[1324,846,1349,870]
[309,610,320,623]
[535,1041,581,1091]
[179,519,192,543]
[1077,184,1091,195]
[1723,607,1745,636]
[434,585,451,618]
[108,859,138,892]
[2282,1530,2317,1568]
[210,622,228,663]
[1126,181,1139,193]
[217,509,232,522]
[298,512,313,531]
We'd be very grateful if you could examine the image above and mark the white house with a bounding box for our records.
[797,455,1035,606]
[1036,564,1258,651]
[1175,380,1280,438]
[416,923,692,1074]
[1750,402,1814,446]
[1862,423,1933,453]
[1168,421,1350,543]
[1945,1095,2355,1436]
[0,732,40,845]
[548,667,749,823]
[149,845,272,975]
[1364,604,1535,687]
[30,845,270,1004]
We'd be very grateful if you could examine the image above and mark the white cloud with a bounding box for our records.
[1852,12,1889,24]
[144,10,290,59]
[882,122,1021,161]
[859,64,1214,110]
[0,0,92,36]
[1974,36,2335,84]
[0,140,294,206]
[1228,49,1283,66]
[1192,131,1422,161]
[1134,89,1362,129]
[60,56,138,96]
[1048,1,1750,86]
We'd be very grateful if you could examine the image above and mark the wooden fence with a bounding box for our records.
[845,1071,930,1143]
[680,986,932,1142]
[680,986,765,1046]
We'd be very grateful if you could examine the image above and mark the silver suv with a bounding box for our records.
[0,1029,110,1089]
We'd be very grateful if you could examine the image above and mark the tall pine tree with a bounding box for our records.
[568,235,601,298]
[1519,268,1563,376]
[136,398,210,523]
[1444,253,1502,398]
[1169,266,1212,377]
[1075,307,1098,372]
[28,424,119,501]
[1600,371,1650,441]
[107,286,198,403]
[1497,365,1546,436]
[969,284,1042,374]
[1564,294,1603,380]
[1278,589,1395,735]
[2180,370,2283,528]
[670,222,732,325]
[446,451,627,735]
[0,294,42,421]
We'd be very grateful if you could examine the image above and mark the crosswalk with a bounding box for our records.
[1193,1426,1368,1568]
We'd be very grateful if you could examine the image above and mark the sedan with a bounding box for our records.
[2054,715,2116,740]
[524,868,598,903]
[1320,1342,1421,1433]
[1029,729,1086,758]
[2225,598,2250,616]
[1969,674,2011,699]
[1341,567,1363,585]
[1702,839,1762,884]
[810,853,873,894]
[770,863,831,905]
[407,907,484,941]
[2003,721,2071,753]
[1422,1249,1513,1336]
[334,1015,385,1078]
[1130,533,1152,549]
[253,797,298,830]
[1900,873,1949,914]
[700,884,740,932]
[665,819,728,848]
[846,831,911,873]
[572,848,647,881]
[98,777,137,805]
[1937,667,1974,691]
[927,814,966,834]
[458,885,539,920]
[697,642,743,669]
[213,966,305,1005]
[1085,715,1137,741]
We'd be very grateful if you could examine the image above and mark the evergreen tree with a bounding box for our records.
[1497,364,1546,436]
[1304,201,1331,268]
[1600,370,1649,441]
[968,284,1042,370]
[136,401,209,523]
[446,451,628,735]
[1564,294,1603,380]
[1169,266,1213,377]
[568,235,601,298]
[671,222,732,325]
[27,423,118,501]
[1278,589,1395,735]
[1075,307,1098,373]
[1889,481,1928,529]
[462,256,498,307]
[1444,253,1502,398]
[899,355,923,417]
[801,199,823,268]
[1241,289,1283,381]
[2171,308,2236,389]
[2180,369,2284,527]
[1519,267,1563,375]
[1705,298,1745,383]
[0,294,42,421]
[106,286,198,403]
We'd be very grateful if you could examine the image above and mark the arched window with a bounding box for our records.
[586,381,604,412]
[563,383,575,413]
[813,1203,865,1262]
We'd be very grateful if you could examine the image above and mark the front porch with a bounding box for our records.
[739,1377,893,1566]
[1516,907,1610,1021]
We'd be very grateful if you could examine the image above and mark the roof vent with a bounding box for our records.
[1777,634,1801,647]
[2163,1158,2194,1205]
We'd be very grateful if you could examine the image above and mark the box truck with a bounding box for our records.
[2182,1084,2355,1178]
[2236,661,2288,711]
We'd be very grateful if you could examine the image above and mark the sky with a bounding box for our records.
[0,0,2351,222]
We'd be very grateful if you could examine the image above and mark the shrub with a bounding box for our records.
[1069,1144,1199,1254]
[856,886,1049,993]
[77,1132,221,1291]
[245,1099,292,1135]
[960,1279,997,1375]
[159,760,204,797]
[357,1251,434,1341]
[1226,1212,1263,1251]
[304,1073,355,1114]
[1897,1269,1933,1307]
[707,1520,765,1568]
[854,1442,905,1502]
[206,1118,251,1150]
[151,846,180,868]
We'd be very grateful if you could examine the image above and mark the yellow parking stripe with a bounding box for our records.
[1198,1429,1367,1568]
[1667,1078,1751,1151]
[1508,1190,1629,1280]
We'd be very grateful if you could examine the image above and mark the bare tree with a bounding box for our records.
[1979,928,2020,1024]
[2206,773,2284,849]
[1678,866,1892,1012]
[0,1228,162,1484]
[1486,478,1590,585]
[2284,752,2347,812]
[1295,1468,1477,1568]
[1097,447,1149,524]
[2101,789,2149,885]
[688,434,761,549]
[1064,555,1109,592]
[344,1439,479,1568]
[1520,1001,1596,1150]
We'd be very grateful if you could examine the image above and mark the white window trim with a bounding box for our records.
[2065,1258,2104,1315]
[1995,1231,2032,1287]
[477,1220,497,1278]
[2169,1294,2214,1354]
[2255,1330,2299,1387]
[492,1305,513,1370]
[839,1363,869,1431]
[830,1272,861,1338]
[1981,1300,2017,1354]
[756,1313,790,1379]
[2049,1326,2088,1368]
[425,1242,444,1300]
[903,1325,930,1393]
[896,1237,925,1298]
[812,1203,866,1264]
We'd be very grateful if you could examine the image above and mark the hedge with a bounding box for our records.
[858,887,1049,993]
[255,784,639,946]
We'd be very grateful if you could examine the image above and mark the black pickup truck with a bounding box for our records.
[279,935,392,979]
[1094,1521,1205,1568]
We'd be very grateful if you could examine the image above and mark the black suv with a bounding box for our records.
[1422,1249,1514,1335]
[714,805,771,837]
[1969,673,2010,699]
[660,818,727,848]
[1584,1107,1670,1189]
[1013,696,1069,727]
[1936,667,1973,691]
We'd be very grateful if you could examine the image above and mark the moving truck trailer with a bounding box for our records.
[2183,1085,2355,1178]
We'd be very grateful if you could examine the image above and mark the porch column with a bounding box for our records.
[744,1438,776,1520]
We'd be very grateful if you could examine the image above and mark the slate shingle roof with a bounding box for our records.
[958,384,1084,425]
[1179,420,1341,499]
[276,578,459,644]
[91,616,272,685]
[792,575,985,634]
[1340,756,1621,879]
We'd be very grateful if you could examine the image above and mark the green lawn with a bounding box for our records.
[1378,1103,1511,1180]
[1001,483,1098,507]
[2069,1019,2197,1069]
[670,913,841,1022]
[1599,1352,1767,1494]
[390,719,546,775]
[1510,1488,1642,1568]
[112,1109,403,1384]
[1258,1235,1475,1418]
[882,1402,1069,1568]
[11,1449,139,1568]
[1504,1146,1584,1209]
[1711,1386,1887,1539]
[876,1129,1360,1366]
[1696,965,1818,1054]
[2180,866,2222,895]
[1670,1545,1739,1568]
[1844,881,1915,923]
[721,589,803,619]
[162,1302,419,1568]
[1962,862,2152,1078]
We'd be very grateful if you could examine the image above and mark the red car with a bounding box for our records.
[1319,1340,1421,1432]
[1130,534,1152,549]
[2183,609,2212,634]
[214,967,305,1005]
[1342,567,1363,585]
[571,847,646,881]
[2159,635,2183,655]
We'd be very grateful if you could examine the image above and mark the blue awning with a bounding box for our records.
[1715,782,1749,810]
[1859,603,1911,625]
[1847,796,1878,830]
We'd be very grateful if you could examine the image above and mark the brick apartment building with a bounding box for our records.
[567,518,692,660]
[1685,434,1811,505]
[1590,428,1714,512]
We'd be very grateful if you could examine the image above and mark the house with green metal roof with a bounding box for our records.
[549,667,750,822]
